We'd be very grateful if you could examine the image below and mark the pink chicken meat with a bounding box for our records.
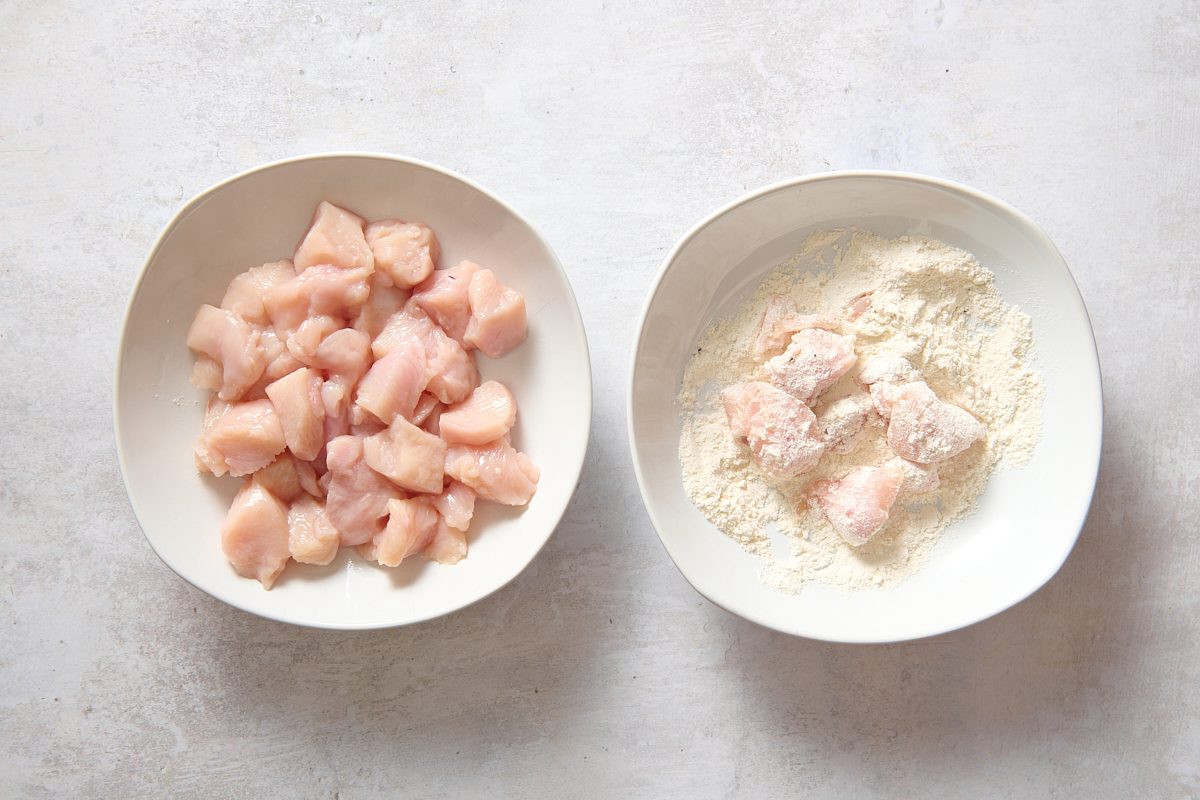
[720,381,826,477]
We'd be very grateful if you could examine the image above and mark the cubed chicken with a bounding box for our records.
[253,452,319,503]
[264,265,372,336]
[720,381,826,477]
[310,327,372,410]
[294,201,374,273]
[752,295,839,358]
[444,437,539,506]
[886,382,987,464]
[286,495,340,566]
[432,480,476,531]
[423,519,467,564]
[438,380,516,445]
[809,461,906,546]
[410,393,443,428]
[191,355,223,393]
[411,260,481,344]
[364,219,440,288]
[354,340,427,425]
[284,314,344,364]
[373,302,479,404]
[264,367,325,461]
[464,269,527,358]
[371,497,440,567]
[186,304,266,401]
[221,480,291,589]
[815,393,875,455]
[352,273,410,339]
[220,260,296,325]
[855,355,921,419]
[324,435,406,546]
[764,328,857,405]
[362,416,446,494]
[195,398,287,478]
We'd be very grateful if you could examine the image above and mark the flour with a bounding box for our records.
[677,230,1044,592]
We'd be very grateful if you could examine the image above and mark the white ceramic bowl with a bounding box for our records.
[629,171,1102,643]
[116,153,591,629]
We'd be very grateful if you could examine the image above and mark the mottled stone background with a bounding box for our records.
[2,1,1196,797]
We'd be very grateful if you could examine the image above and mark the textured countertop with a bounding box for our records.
[3,2,1197,797]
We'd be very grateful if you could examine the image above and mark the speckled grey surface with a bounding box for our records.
[2,1,1197,797]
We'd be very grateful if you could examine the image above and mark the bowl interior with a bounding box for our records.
[116,155,590,628]
[629,173,1101,643]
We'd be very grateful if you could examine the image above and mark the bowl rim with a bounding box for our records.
[627,169,1103,644]
[114,151,592,630]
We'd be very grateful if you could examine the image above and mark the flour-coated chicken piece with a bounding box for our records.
[720,381,826,477]
[764,328,857,405]
[809,461,906,546]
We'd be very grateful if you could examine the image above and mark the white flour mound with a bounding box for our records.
[677,230,1044,592]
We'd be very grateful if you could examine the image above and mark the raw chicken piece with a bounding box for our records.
[265,265,372,336]
[810,461,906,546]
[464,269,527,358]
[364,219,440,288]
[285,315,344,364]
[444,437,539,506]
[264,367,325,461]
[286,495,340,565]
[424,519,467,564]
[294,201,374,273]
[815,393,875,455]
[752,295,839,358]
[362,416,446,494]
[349,410,387,438]
[221,480,291,588]
[191,355,222,393]
[257,326,304,383]
[432,480,476,531]
[720,381,826,477]
[373,302,479,404]
[186,304,266,401]
[421,402,445,436]
[253,453,317,503]
[352,273,409,339]
[371,497,439,567]
[220,259,295,324]
[311,327,372,408]
[195,398,286,478]
[765,328,857,405]
[324,435,405,546]
[844,291,873,322]
[411,393,442,427]
[354,340,427,425]
[889,456,940,494]
[411,260,481,344]
[321,382,352,441]
[886,382,987,464]
[438,380,516,445]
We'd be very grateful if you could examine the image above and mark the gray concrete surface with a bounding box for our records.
[2,1,1197,796]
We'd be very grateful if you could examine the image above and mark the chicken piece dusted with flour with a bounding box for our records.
[815,393,875,455]
[855,355,922,419]
[809,461,906,546]
[221,480,292,588]
[885,382,987,464]
[720,381,826,477]
[364,220,440,288]
[752,295,839,358]
[294,201,374,273]
[186,304,266,401]
[765,328,857,405]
